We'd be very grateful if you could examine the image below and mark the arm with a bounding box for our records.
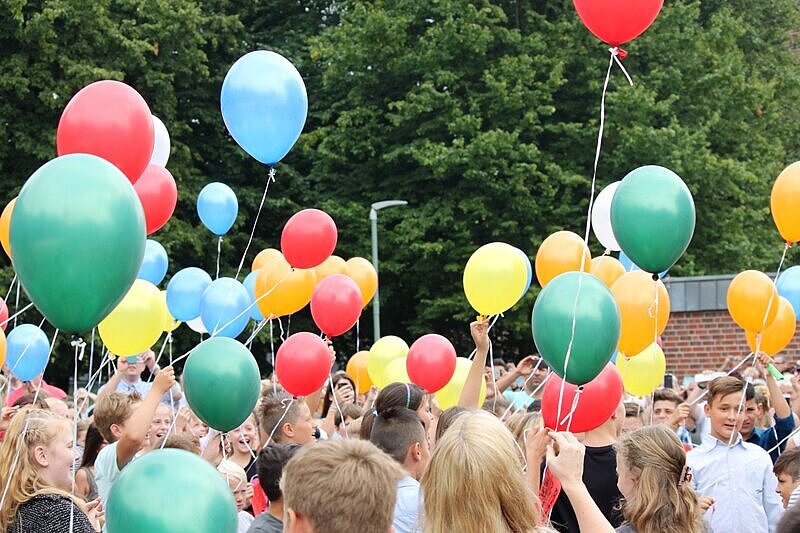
[524,427,549,494]
[459,318,489,408]
[495,355,536,395]
[74,468,90,499]
[95,362,123,404]
[762,458,784,532]
[320,383,354,437]
[758,353,791,419]
[115,366,175,469]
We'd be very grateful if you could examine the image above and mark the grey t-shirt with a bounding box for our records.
[246,512,282,533]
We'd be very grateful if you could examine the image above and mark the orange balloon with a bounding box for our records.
[611,271,670,357]
[0,198,16,260]
[254,255,317,318]
[535,231,591,287]
[771,162,800,243]
[746,297,796,356]
[727,270,779,333]
[346,350,373,394]
[346,257,377,307]
[252,248,283,271]
[590,256,625,288]
[315,255,347,282]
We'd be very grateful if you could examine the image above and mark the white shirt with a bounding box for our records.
[687,434,783,533]
[393,475,422,533]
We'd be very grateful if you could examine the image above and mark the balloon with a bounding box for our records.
[514,247,533,299]
[346,257,378,307]
[406,334,457,393]
[383,357,410,384]
[134,164,177,235]
[184,337,260,431]
[368,336,409,389]
[150,115,171,167]
[275,332,332,397]
[616,344,666,397]
[242,271,265,321]
[532,272,620,385]
[435,357,486,410]
[590,256,625,288]
[10,154,146,333]
[280,209,338,269]
[0,328,5,368]
[611,271,670,357]
[771,162,800,243]
[311,275,362,337]
[314,255,348,281]
[6,324,50,381]
[591,181,621,251]
[535,231,591,287]
[463,242,528,315]
[99,280,166,356]
[777,266,800,319]
[137,239,168,285]
[197,183,238,236]
[106,449,237,533]
[0,198,15,259]
[727,270,779,333]
[610,166,695,274]
[200,278,250,338]
[746,297,796,356]
[542,364,623,432]
[573,0,663,47]
[166,268,213,321]
[255,256,317,318]
[0,297,8,331]
[221,50,308,165]
[158,291,180,332]
[619,250,668,279]
[187,316,208,334]
[56,80,154,184]
[346,351,373,394]
[252,248,283,271]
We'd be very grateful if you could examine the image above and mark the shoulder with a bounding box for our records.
[95,442,120,474]
[14,494,94,531]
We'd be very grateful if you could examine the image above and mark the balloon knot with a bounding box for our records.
[70,335,85,348]
[652,273,659,281]
[786,241,793,249]
[613,47,628,60]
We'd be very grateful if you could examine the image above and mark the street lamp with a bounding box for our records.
[370,200,408,342]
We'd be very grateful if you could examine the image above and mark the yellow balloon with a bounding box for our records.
[383,357,410,385]
[367,336,409,389]
[463,243,527,315]
[435,357,486,409]
[615,344,666,397]
[346,351,373,394]
[346,257,378,307]
[99,280,166,356]
[159,290,181,332]
[746,296,796,356]
[255,255,317,318]
[0,198,15,260]
[252,248,283,271]
[771,162,800,243]
[315,255,348,282]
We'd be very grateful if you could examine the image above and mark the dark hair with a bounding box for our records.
[435,406,469,442]
[492,359,507,368]
[652,388,683,407]
[256,444,300,501]
[334,403,363,428]
[156,434,200,454]
[778,501,800,533]
[360,382,427,440]
[774,448,800,481]
[707,377,754,406]
[624,402,642,418]
[322,373,356,418]
[369,407,426,464]
[80,424,105,468]
[12,392,50,409]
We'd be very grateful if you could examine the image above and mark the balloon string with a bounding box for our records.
[556,272,585,429]
[329,377,349,439]
[0,302,34,329]
[7,317,46,376]
[235,166,276,281]
[264,398,294,447]
[499,363,549,422]
[558,387,583,429]
[3,274,16,303]
[245,318,269,346]
[216,236,223,280]
[13,279,20,328]
[689,352,756,406]
[278,316,286,342]
[270,319,276,394]
[76,353,111,415]
[70,337,85,499]
[610,47,634,86]
[146,332,173,384]
[356,318,360,353]
[88,328,95,385]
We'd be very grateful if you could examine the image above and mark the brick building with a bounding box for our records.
[662,274,800,380]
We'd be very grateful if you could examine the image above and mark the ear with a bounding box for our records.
[631,466,642,484]
[704,402,711,417]
[285,508,313,533]
[32,444,48,468]
[110,423,124,440]
[283,422,295,439]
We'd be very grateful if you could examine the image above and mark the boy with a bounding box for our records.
[687,376,783,532]
[247,444,300,533]
[773,448,800,509]
[257,390,315,445]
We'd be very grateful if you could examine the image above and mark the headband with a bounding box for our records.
[405,383,411,408]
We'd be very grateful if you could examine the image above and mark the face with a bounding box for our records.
[149,405,172,441]
[737,399,758,438]
[226,476,250,512]
[652,400,678,425]
[616,456,640,500]
[190,416,209,438]
[230,416,259,455]
[36,424,77,491]
[288,402,316,445]
[704,391,744,443]
[773,356,789,372]
[621,416,643,434]
[118,357,144,379]
[776,472,800,508]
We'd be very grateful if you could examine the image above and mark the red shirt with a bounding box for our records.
[5,381,67,406]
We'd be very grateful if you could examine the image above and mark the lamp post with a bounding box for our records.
[370,200,408,342]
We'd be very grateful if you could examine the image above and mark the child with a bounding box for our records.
[773,448,800,508]
[217,459,254,533]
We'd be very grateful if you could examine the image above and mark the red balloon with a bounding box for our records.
[542,363,623,433]
[406,334,457,393]
[134,164,178,234]
[0,297,7,331]
[281,209,338,269]
[275,332,332,397]
[57,80,154,184]
[573,0,663,47]
[310,275,362,337]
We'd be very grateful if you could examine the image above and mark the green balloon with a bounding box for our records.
[610,165,695,274]
[106,449,237,533]
[532,272,620,385]
[184,337,261,431]
[10,154,145,333]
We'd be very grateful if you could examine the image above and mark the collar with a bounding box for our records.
[700,433,746,451]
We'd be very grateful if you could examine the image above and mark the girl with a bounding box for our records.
[74,423,106,502]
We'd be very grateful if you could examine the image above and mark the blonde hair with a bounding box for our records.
[217,459,247,486]
[93,391,141,442]
[421,410,540,533]
[0,408,84,529]
[505,411,542,459]
[282,439,404,533]
[617,426,704,533]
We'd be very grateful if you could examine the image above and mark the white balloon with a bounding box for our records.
[591,181,621,252]
[150,115,171,167]
[187,316,208,334]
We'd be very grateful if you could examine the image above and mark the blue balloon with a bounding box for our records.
[167,268,213,321]
[220,50,308,165]
[200,278,250,338]
[777,266,800,319]
[242,270,265,321]
[197,183,238,236]
[619,251,668,279]
[6,324,50,381]
[137,239,168,285]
